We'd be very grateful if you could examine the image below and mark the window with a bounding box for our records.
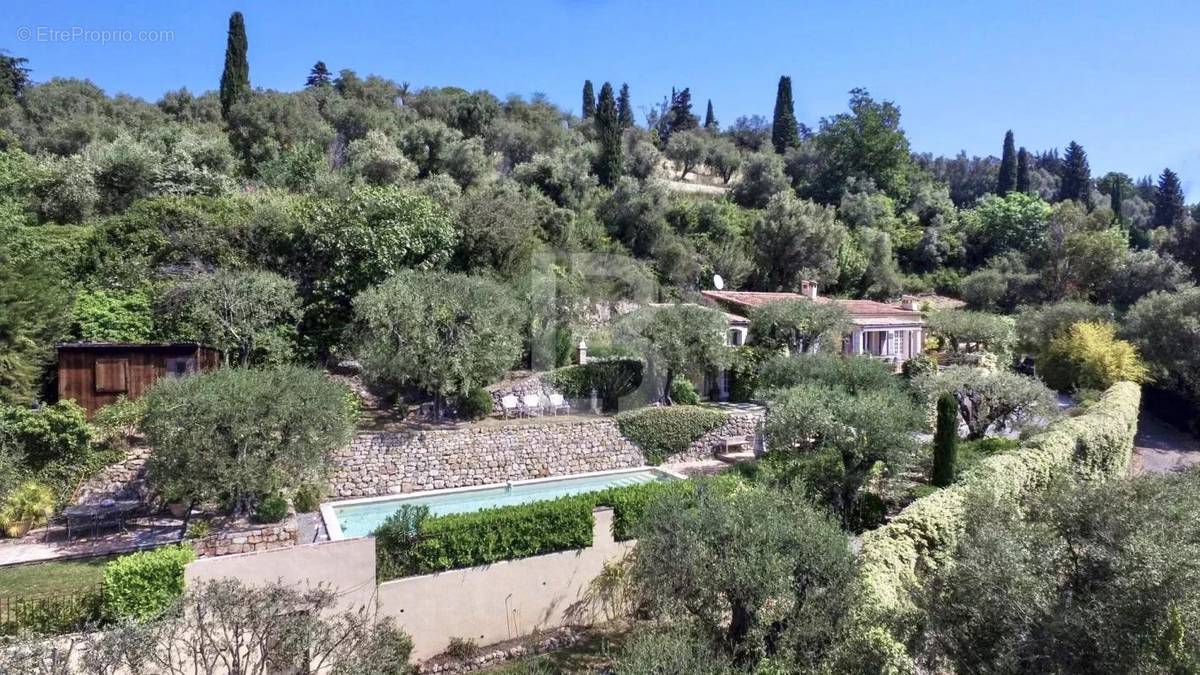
[165,357,196,378]
[727,329,743,347]
[94,358,128,393]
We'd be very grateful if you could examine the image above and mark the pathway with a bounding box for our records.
[1131,409,1200,475]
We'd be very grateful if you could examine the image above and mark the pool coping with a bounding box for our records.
[320,465,687,541]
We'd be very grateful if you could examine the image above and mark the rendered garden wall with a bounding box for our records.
[849,381,1142,672]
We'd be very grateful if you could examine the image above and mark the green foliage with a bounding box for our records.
[593,82,623,187]
[70,289,154,342]
[1122,288,1200,408]
[0,401,112,504]
[914,365,1059,440]
[458,387,494,420]
[166,269,300,366]
[771,76,800,154]
[615,626,737,675]
[1057,141,1091,203]
[253,494,289,523]
[748,299,850,354]
[626,304,730,404]
[726,346,770,403]
[143,366,354,514]
[931,393,958,487]
[1015,300,1113,354]
[544,359,643,412]
[0,586,103,636]
[665,129,709,180]
[900,353,937,379]
[616,406,728,465]
[593,478,699,541]
[445,637,480,660]
[375,496,594,579]
[0,481,55,537]
[219,12,250,119]
[1040,321,1147,392]
[751,193,846,290]
[0,231,72,405]
[808,89,914,203]
[758,353,900,396]
[292,483,323,513]
[102,544,195,622]
[926,309,1015,357]
[669,379,700,405]
[731,152,789,209]
[89,396,147,447]
[964,192,1051,262]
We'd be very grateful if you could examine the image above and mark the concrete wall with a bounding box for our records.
[376,508,634,661]
[185,537,376,615]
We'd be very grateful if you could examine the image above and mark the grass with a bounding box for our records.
[0,556,113,600]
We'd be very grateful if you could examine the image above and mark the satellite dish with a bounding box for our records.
[712,274,725,290]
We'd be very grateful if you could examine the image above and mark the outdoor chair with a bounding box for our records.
[520,394,542,417]
[548,393,570,415]
[500,394,519,418]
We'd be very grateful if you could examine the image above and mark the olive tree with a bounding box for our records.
[750,193,847,291]
[165,269,300,366]
[1122,287,1200,409]
[623,304,730,404]
[353,270,523,415]
[914,366,1059,440]
[748,299,850,354]
[143,366,355,514]
[664,129,709,180]
[926,309,1016,356]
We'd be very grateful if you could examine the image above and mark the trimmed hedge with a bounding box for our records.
[849,381,1141,672]
[616,406,729,465]
[593,478,699,541]
[102,544,195,622]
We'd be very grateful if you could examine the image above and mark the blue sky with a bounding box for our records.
[4,0,1199,199]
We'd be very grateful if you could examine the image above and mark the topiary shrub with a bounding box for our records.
[669,379,700,406]
[457,387,494,420]
[931,393,958,487]
[616,406,729,465]
[254,494,289,523]
[103,544,196,622]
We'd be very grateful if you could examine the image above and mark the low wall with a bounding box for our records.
[485,373,566,416]
[661,412,762,463]
[192,515,300,557]
[377,508,633,661]
[333,419,645,497]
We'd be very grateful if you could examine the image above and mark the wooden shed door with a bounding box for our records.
[94,358,129,393]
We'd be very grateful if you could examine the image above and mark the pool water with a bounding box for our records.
[325,468,677,539]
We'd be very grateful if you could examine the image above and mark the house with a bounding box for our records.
[57,342,221,417]
[701,280,927,368]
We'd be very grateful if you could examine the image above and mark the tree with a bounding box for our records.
[631,304,730,404]
[581,80,595,119]
[593,82,623,187]
[857,227,903,300]
[1016,146,1031,193]
[630,481,856,667]
[305,61,331,88]
[70,290,154,343]
[1056,141,1091,204]
[932,393,958,487]
[0,240,70,405]
[1015,300,1113,354]
[617,83,634,129]
[1122,288,1200,408]
[751,193,847,290]
[1039,321,1146,393]
[731,151,790,208]
[705,136,741,185]
[143,366,355,513]
[811,89,913,204]
[0,51,32,100]
[964,192,1052,263]
[748,299,850,354]
[218,12,250,120]
[771,76,800,154]
[167,269,300,366]
[665,129,708,180]
[913,366,1059,440]
[997,130,1017,196]
[353,271,523,415]
[703,99,716,130]
[926,310,1016,356]
[1153,168,1186,228]
[347,130,417,185]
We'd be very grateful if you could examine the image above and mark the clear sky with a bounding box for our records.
[4,0,1199,199]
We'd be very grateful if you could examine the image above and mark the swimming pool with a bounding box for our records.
[321,467,682,540]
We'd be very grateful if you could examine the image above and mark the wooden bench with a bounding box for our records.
[719,435,751,452]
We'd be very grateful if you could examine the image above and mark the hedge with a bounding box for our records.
[616,406,729,465]
[102,544,195,622]
[848,381,1141,672]
[544,359,643,412]
[375,477,715,580]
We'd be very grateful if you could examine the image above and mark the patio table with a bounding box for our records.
[62,500,141,540]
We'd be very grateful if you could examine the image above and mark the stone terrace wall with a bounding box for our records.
[192,516,299,557]
[484,373,565,416]
[73,446,150,504]
[662,412,763,464]
[333,419,645,497]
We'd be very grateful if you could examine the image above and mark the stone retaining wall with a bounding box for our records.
[484,373,566,416]
[73,446,150,504]
[661,412,763,464]
[192,516,299,557]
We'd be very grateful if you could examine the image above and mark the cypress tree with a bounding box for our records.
[997,130,1017,196]
[581,80,596,119]
[703,99,717,130]
[1057,141,1091,204]
[594,82,623,187]
[932,393,959,488]
[1154,168,1187,228]
[1016,146,1031,193]
[771,75,800,154]
[617,83,634,129]
[1111,184,1124,220]
[219,11,250,120]
[305,61,331,88]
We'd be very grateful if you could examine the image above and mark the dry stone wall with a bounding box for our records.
[192,516,299,557]
[660,412,763,464]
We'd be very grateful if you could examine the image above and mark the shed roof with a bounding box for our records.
[56,341,217,352]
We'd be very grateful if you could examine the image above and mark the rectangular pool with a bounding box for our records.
[321,467,681,540]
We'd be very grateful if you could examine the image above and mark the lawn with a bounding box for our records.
[0,556,113,600]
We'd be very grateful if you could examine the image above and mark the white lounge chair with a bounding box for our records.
[500,394,519,419]
[548,393,569,415]
[521,393,542,417]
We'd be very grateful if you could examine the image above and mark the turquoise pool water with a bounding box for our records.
[326,468,677,539]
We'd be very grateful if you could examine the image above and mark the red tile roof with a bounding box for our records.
[700,290,923,319]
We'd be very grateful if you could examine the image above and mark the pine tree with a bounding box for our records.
[594,82,623,187]
[932,393,959,488]
[617,83,634,129]
[219,11,250,120]
[771,76,800,154]
[1057,141,1091,204]
[306,61,331,88]
[703,99,717,130]
[581,80,595,119]
[667,87,698,135]
[0,51,32,100]
[1016,147,1031,193]
[1154,168,1187,228]
[997,130,1017,196]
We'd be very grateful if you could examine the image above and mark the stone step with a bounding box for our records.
[716,450,755,464]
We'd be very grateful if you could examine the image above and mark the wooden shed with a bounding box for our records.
[56,342,221,417]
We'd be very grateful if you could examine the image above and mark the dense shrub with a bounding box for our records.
[0,587,103,636]
[103,544,196,622]
[726,346,771,403]
[615,406,728,464]
[900,353,937,380]
[544,359,643,412]
[457,387,494,420]
[0,401,114,503]
[669,379,700,405]
[593,478,701,541]
[89,396,147,448]
[1039,321,1147,393]
[253,494,289,523]
[292,483,323,513]
[758,353,900,396]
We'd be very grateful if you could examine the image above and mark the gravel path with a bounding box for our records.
[1131,409,1200,475]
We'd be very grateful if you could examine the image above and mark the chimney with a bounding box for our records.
[800,280,819,300]
[899,295,920,311]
